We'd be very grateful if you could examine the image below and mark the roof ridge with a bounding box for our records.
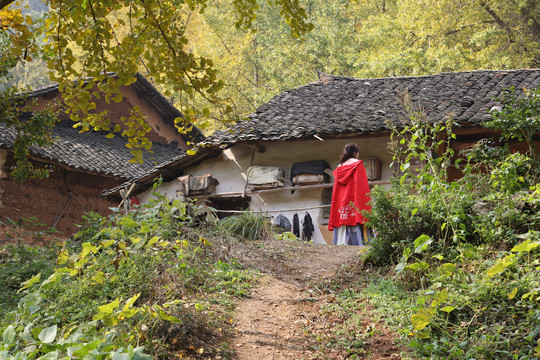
[321,68,539,83]
[202,68,540,146]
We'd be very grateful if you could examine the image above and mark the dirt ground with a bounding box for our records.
[230,238,406,360]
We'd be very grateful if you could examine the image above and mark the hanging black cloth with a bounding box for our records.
[302,211,314,241]
[292,213,300,237]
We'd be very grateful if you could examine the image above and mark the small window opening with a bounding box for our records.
[210,196,251,220]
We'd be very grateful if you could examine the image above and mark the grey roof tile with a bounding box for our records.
[0,119,184,180]
[202,69,540,146]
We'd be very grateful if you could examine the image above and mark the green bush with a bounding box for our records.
[365,186,436,265]
[372,89,540,359]
[0,243,57,315]
[470,154,540,249]
[366,99,477,265]
[403,236,540,359]
[0,196,258,359]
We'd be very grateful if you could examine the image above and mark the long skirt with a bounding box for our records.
[332,224,372,246]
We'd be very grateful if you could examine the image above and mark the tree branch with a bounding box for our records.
[478,1,515,43]
[445,20,495,36]
[0,0,15,10]
[520,3,540,45]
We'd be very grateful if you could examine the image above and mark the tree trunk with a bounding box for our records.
[479,1,515,42]
[253,35,258,85]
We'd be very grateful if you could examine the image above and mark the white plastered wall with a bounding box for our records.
[139,135,393,244]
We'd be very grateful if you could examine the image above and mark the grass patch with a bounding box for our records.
[216,210,273,241]
[308,266,414,359]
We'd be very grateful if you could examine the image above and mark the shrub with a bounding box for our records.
[0,242,57,315]
[366,94,477,265]
[378,88,540,359]
[0,196,258,359]
[466,152,540,249]
[365,186,435,265]
[403,236,540,359]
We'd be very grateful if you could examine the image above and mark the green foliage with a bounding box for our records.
[0,242,57,315]
[488,86,540,161]
[216,210,273,241]
[347,0,540,77]
[1,292,153,360]
[5,0,540,164]
[0,5,57,182]
[0,4,51,92]
[179,0,540,130]
[1,0,314,169]
[0,197,259,359]
[366,93,477,264]
[0,86,57,181]
[473,161,540,248]
[404,237,540,359]
[364,88,540,358]
[364,187,436,265]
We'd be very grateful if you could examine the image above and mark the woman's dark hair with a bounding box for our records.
[339,143,360,164]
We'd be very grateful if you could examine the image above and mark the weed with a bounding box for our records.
[0,242,57,315]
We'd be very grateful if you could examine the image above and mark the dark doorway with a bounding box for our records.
[209,196,251,219]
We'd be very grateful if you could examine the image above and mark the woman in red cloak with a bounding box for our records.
[328,143,372,245]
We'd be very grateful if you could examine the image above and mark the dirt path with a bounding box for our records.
[230,239,404,360]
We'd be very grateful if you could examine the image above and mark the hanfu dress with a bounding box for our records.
[328,159,372,245]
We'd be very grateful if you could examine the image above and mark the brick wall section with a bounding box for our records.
[0,155,122,240]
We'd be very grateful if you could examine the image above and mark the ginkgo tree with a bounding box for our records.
[0,0,313,180]
[347,0,540,77]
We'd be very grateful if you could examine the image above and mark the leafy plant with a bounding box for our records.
[0,196,259,359]
[367,92,476,264]
[0,242,57,315]
[405,237,540,359]
[364,187,436,265]
[364,88,540,359]
[216,210,273,241]
[487,86,540,161]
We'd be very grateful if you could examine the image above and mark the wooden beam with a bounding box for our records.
[247,142,265,153]
[188,180,390,199]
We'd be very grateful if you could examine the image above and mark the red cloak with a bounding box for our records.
[328,160,371,230]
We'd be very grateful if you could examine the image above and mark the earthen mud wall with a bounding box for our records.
[0,155,122,243]
[30,87,186,149]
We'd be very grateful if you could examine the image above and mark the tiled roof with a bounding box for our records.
[203,69,540,145]
[0,120,184,180]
